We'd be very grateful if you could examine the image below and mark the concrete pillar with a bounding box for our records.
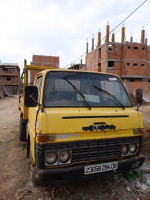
[97,32,101,46]
[145,81,147,98]
[80,58,82,70]
[121,27,125,43]
[86,40,88,54]
[112,33,115,42]
[105,24,109,42]
[124,79,127,89]
[141,29,145,43]
[130,81,132,94]
[92,36,94,50]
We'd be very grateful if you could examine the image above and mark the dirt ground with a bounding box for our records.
[0,96,150,200]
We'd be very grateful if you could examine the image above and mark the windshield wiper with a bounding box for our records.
[64,77,91,110]
[93,85,125,110]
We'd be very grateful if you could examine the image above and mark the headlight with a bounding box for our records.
[121,145,129,155]
[130,143,138,153]
[59,151,70,163]
[45,152,57,164]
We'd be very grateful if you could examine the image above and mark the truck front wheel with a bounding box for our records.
[19,114,26,141]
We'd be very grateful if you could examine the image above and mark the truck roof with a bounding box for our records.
[36,68,120,78]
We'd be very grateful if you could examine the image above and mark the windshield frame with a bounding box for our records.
[43,70,133,108]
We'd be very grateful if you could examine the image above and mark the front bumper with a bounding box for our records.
[34,156,145,184]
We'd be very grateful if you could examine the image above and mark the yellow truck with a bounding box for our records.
[19,60,145,184]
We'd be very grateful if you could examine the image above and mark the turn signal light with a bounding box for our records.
[133,128,146,135]
[37,134,56,142]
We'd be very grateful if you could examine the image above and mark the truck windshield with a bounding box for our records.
[43,71,132,108]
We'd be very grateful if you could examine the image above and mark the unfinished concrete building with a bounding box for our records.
[68,63,86,70]
[85,25,150,101]
[0,62,20,98]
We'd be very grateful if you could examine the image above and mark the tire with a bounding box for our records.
[19,114,26,141]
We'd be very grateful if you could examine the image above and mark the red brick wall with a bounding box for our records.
[31,55,59,68]
[146,64,150,76]
[30,55,59,84]
[30,62,41,66]
[108,69,122,76]
[108,61,122,76]
[147,47,150,60]
[121,43,147,77]
[100,45,107,72]
[33,55,42,63]
[1,76,19,86]
[146,47,150,76]
[123,61,147,77]
[85,49,98,71]
[30,70,42,84]
[123,80,150,102]
[108,44,122,60]
[123,43,146,60]
[131,82,145,96]
[101,62,107,72]
[50,57,59,64]
[42,56,50,63]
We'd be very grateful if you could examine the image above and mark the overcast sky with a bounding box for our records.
[0,0,149,72]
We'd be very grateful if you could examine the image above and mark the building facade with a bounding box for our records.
[85,26,150,101]
[0,62,20,98]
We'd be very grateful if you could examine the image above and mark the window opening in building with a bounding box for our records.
[98,48,101,58]
[98,63,101,72]
[133,63,137,66]
[7,77,11,81]
[108,45,114,51]
[148,80,150,82]
[3,68,8,71]
[134,47,138,49]
[141,64,144,66]
[108,61,114,67]
[130,79,134,82]
[127,63,130,66]
[142,47,145,50]
[128,46,130,49]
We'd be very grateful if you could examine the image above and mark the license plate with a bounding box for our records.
[84,161,118,175]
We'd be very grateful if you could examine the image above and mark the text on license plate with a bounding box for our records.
[84,161,118,175]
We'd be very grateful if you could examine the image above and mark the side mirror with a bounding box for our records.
[25,86,38,107]
[136,89,143,104]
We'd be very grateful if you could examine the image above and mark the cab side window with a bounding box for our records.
[35,76,42,102]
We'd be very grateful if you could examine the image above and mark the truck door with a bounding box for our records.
[28,76,43,145]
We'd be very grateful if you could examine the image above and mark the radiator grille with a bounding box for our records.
[44,136,141,163]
